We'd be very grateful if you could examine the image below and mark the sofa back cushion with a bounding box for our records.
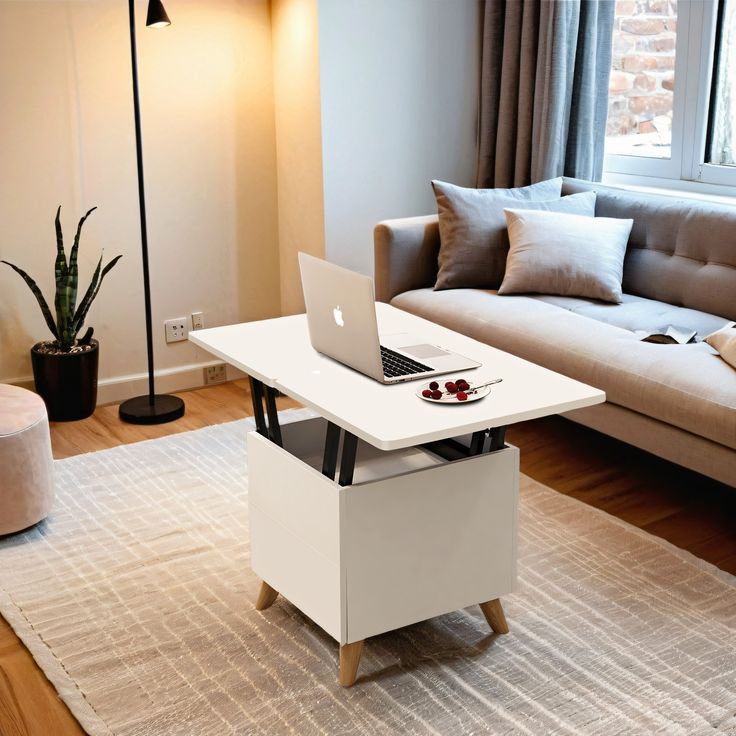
[562,178,736,320]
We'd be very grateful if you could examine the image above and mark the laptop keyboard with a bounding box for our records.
[380,345,433,378]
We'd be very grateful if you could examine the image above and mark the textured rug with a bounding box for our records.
[0,409,734,736]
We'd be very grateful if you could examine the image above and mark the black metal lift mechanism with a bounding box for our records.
[249,376,507,488]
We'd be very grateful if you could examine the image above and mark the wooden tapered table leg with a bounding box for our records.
[339,640,364,687]
[479,598,509,634]
[255,581,279,611]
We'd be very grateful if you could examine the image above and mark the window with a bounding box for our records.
[606,0,676,161]
[708,0,736,166]
[604,0,736,190]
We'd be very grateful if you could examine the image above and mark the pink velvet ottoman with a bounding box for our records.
[0,384,54,534]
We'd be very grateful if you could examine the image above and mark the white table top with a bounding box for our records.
[190,303,605,451]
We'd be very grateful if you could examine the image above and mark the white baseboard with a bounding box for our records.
[5,360,246,407]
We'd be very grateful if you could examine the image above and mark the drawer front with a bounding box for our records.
[343,446,519,642]
[248,428,345,641]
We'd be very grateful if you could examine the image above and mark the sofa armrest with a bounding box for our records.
[373,215,440,303]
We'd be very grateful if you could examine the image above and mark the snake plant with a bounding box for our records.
[2,206,122,352]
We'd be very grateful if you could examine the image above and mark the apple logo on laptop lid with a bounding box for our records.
[333,305,344,327]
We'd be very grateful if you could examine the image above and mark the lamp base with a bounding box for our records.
[119,394,185,425]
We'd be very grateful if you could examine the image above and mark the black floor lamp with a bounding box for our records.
[119,0,185,424]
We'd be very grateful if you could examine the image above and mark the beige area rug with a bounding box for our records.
[0,409,734,736]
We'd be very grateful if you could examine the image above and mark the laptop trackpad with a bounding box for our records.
[400,344,451,359]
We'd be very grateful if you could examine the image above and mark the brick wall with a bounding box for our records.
[607,0,677,138]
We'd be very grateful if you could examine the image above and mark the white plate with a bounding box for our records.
[416,381,492,404]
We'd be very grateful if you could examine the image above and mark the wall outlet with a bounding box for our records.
[164,318,188,343]
[191,311,204,330]
[204,363,227,385]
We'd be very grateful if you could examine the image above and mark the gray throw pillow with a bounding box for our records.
[432,178,588,290]
[499,209,634,303]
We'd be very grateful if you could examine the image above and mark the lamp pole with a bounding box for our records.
[119,0,184,424]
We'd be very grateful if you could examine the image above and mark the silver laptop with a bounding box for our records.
[298,252,481,384]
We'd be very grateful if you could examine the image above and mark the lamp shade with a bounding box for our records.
[146,0,171,27]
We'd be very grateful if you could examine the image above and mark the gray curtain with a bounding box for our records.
[477,0,615,188]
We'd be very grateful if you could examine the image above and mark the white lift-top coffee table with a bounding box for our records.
[190,303,604,686]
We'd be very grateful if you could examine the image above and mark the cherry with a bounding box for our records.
[445,382,458,393]
[430,390,443,400]
[429,381,439,390]
[456,391,468,401]
[422,389,432,398]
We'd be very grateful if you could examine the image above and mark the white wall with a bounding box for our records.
[0,0,280,401]
[317,0,481,275]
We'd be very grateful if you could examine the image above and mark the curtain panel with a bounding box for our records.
[477,0,615,188]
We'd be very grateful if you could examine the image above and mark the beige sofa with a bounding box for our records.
[374,178,736,487]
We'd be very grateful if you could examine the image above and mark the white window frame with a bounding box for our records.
[603,1,736,192]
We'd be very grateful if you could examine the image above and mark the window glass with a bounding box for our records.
[606,0,677,159]
[709,0,736,166]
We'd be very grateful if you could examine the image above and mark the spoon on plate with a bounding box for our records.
[441,377,503,395]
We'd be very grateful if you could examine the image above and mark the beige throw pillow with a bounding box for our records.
[705,322,736,369]
[432,177,567,290]
[499,209,634,303]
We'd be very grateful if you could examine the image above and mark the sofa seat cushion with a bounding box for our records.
[532,293,729,338]
[390,288,736,450]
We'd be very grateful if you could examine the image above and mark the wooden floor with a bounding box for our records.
[1,379,734,735]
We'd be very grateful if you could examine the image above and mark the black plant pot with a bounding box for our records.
[31,339,99,421]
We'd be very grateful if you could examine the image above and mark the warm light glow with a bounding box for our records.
[148,21,171,28]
